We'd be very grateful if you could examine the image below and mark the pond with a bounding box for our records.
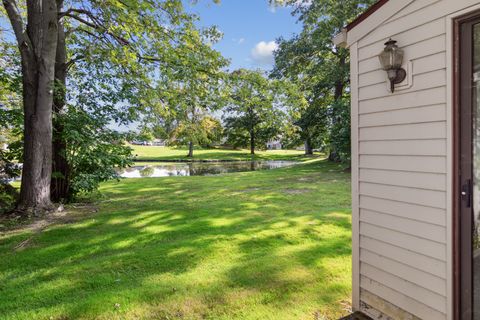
[119,161,298,178]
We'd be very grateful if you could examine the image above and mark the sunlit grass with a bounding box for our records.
[0,160,352,320]
[130,145,319,162]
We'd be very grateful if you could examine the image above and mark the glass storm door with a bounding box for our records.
[475,22,480,320]
[459,15,480,320]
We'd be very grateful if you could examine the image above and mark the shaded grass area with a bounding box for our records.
[131,145,318,162]
[0,160,352,320]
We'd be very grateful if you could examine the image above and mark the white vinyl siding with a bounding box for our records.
[348,1,480,319]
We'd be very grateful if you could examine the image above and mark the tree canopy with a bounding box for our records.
[223,69,287,155]
[271,0,376,161]
[0,0,228,211]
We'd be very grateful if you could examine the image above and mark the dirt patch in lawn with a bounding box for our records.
[0,203,99,251]
[283,188,311,195]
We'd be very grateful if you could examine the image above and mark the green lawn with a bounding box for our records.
[131,145,317,162]
[0,160,352,320]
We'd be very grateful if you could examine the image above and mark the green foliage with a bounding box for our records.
[139,9,229,156]
[0,104,22,186]
[328,98,351,162]
[223,117,251,149]
[200,116,224,147]
[58,106,134,197]
[271,0,377,161]
[276,80,319,150]
[1,0,229,200]
[223,69,285,153]
[137,128,155,143]
[0,42,22,213]
[56,49,140,197]
[168,115,224,150]
[0,182,18,215]
[173,115,226,148]
[0,42,22,152]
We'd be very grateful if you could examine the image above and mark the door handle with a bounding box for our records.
[461,179,472,208]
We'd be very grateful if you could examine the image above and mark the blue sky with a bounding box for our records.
[185,0,302,71]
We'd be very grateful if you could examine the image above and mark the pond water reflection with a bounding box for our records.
[119,161,298,178]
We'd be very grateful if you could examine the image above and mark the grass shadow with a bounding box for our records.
[0,160,352,320]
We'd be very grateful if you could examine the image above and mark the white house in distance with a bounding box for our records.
[335,1,480,319]
[266,139,282,150]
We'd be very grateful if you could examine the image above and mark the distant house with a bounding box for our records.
[151,139,166,146]
[266,140,282,150]
[336,1,480,319]
[131,139,165,146]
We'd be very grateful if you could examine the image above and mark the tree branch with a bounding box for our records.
[137,54,219,78]
[65,13,129,45]
[64,13,96,29]
[65,55,85,70]
[2,0,26,46]
[58,7,92,19]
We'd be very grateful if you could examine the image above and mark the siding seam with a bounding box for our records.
[360,218,447,244]
[361,261,447,303]
[360,248,447,295]
[360,279,447,316]
[358,85,445,103]
[359,194,448,212]
[359,207,447,227]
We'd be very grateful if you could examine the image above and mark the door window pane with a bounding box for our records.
[473,22,480,320]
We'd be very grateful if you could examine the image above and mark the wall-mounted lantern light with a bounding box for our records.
[378,39,406,93]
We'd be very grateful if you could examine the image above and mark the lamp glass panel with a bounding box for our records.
[378,50,393,70]
[379,47,404,70]
[391,48,404,68]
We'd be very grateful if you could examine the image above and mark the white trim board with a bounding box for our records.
[347,0,415,47]
[350,41,361,311]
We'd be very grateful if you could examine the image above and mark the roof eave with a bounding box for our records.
[333,29,348,48]
[346,0,389,31]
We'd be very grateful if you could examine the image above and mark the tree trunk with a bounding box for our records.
[328,151,340,162]
[327,54,346,164]
[334,55,346,101]
[250,129,255,155]
[304,137,313,155]
[188,141,194,157]
[13,0,59,213]
[51,6,70,202]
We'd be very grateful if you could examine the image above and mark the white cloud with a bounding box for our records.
[294,0,312,6]
[275,0,312,7]
[250,41,278,65]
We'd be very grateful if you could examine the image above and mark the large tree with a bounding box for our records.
[169,115,224,154]
[271,0,376,162]
[2,0,59,212]
[49,0,220,199]
[224,69,284,155]
[142,25,229,158]
[2,0,226,207]
[277,80,313,154]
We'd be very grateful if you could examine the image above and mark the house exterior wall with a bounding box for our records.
[347,1,480,319]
